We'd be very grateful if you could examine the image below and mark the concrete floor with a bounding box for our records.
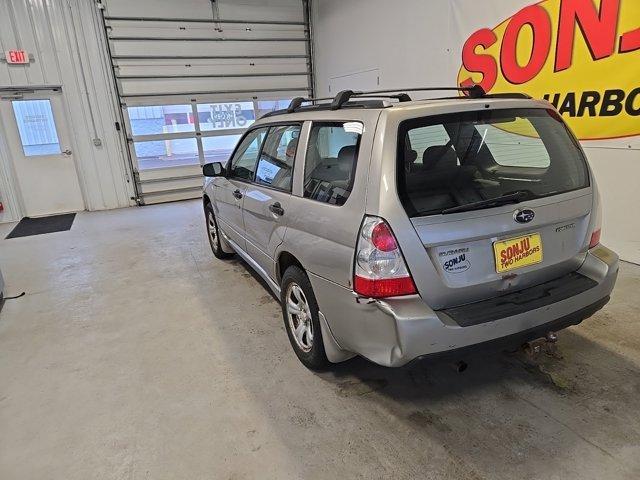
[0,200,639,480]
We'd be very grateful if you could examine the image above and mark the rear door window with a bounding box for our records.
[255,124,300,191]
[304,122,363,206]
[397,108,589,217]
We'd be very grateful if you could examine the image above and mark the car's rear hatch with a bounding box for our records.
[396,106,593,309]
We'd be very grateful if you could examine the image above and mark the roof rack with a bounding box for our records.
[261,100,386,119]
[483,92,532,99]
[283,91,411,113]
[286,95,333,113]
[329,84,487,109]
[260,85,531,119]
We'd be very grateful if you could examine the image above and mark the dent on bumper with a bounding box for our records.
[310,245,619,367]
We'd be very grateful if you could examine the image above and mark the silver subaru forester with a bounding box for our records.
[202,87,618,370]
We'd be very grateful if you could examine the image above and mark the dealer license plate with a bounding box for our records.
[493,233,543,273]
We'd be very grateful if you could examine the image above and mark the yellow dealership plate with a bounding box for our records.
[494,233,543,273]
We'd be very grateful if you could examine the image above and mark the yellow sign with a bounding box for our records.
[458,0,640,140]
[494,233,543,273]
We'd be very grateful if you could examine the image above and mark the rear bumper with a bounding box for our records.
[310,245,619,367]
[411,294,610,363]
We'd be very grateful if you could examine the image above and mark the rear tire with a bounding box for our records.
[204,202,233,260]
[281,266,330,370]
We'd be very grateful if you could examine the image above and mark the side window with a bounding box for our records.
[229,128,267,180]
[304,122,362,206]
[255,125,300,191]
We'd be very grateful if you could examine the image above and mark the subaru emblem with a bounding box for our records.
[514,209,535,224]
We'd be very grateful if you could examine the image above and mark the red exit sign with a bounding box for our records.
[5,50,29,64]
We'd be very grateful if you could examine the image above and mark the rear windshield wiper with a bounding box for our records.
[441,190,532,215]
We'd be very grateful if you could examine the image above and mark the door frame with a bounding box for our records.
[0,86,86,221]
[0,100,22,222]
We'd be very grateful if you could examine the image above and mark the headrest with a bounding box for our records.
[336,145,355,170]
[337,145,356,161]
[422,145,457,170]
[405,148,417,164]
[285,138,298,157]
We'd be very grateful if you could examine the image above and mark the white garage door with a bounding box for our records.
[100,0,312,204]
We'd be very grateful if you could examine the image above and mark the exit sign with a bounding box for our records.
[5,50,29,64]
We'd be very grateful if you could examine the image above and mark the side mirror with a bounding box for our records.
[202,162,225,177]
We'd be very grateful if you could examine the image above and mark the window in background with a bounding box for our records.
[478,123,550,168]
[255,125,300,191]
[304,122,362,205]
[202,134,242,165]
[256,99,292,118]
[134,138,199,170]
[128,104,194,136]
[197,102,255,131]
[11,100,62,156]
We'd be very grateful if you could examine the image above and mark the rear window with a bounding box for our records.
[397,108,589,217]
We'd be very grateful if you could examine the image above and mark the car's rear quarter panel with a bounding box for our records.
[273,109,381,288]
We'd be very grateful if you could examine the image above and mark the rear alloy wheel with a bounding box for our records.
[281,266,329,370]
[286,283,314,352]
[205,203,233,259]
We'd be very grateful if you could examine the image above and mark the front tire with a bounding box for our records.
[204,203,233,259]
[281,266,330,370]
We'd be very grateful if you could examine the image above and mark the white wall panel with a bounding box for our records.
[587,148,640,265]
[218,0,305,22]
[312,0,455,97]
[107,21,306,41]
[103,0,214,19]
[138,165,202,181]
[103,0,305,22]
[0,0,133,223]
[0,0,61,88]
[140,177,203,194]
[115,58,309,78]
[119,74,309,97]
[110,39,307,59]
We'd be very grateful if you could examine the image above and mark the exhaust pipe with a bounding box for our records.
[451,360,468,373]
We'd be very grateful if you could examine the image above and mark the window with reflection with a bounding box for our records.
[304,122,363,205]
[229,128,268,181]
[255,125,300,191]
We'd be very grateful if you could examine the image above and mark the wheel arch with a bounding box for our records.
[277,249,354,365]
[276,251,305,283]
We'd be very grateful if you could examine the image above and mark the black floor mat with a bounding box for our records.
[6,213,76,239]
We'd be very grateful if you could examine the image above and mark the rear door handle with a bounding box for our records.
[269,202,284,216]
[232,189,243,199]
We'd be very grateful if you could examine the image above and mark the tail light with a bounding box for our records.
[353,216,417,298]
[589,195,602,249]
[589,229,601,249]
